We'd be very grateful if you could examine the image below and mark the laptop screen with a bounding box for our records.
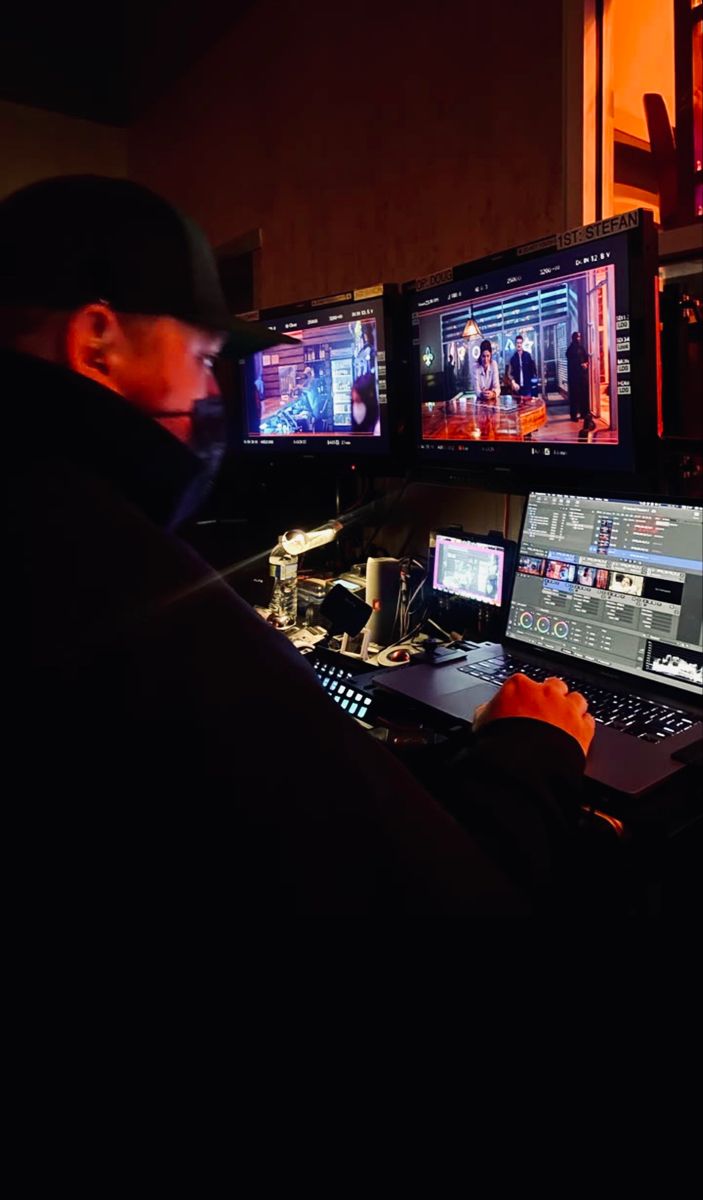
[507,493,703,698]
[433,534,504,607]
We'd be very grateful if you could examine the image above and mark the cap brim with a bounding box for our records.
[220,313,300,357]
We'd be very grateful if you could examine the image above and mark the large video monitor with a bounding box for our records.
[234,284,400,459]
[406,210,658,480]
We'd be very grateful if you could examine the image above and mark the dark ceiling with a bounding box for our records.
[0,2,254,126]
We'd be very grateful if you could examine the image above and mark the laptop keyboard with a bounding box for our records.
[458,654,700,743]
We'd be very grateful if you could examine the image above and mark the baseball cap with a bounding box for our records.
[0,174,293,354]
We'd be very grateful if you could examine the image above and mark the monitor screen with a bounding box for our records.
[433,534,505,607]
[408,210,657,477]
[236,286,394,457]
[507,492,703,699]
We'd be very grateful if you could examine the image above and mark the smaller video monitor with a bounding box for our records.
[432,534,505,607]
[234,284,403,460]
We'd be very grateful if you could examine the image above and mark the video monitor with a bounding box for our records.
[433,534,505,607]
[235,284,399,458]
[407,209,658,478]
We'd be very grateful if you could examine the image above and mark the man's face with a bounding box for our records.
[516,338,523,353]
[114,316,225,442]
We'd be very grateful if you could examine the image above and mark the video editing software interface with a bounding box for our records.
[508,493,703,698]
[433,535,505,607]
[411,211,653,474]
[239,286,390,456]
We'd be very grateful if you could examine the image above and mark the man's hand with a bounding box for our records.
[473,673,596,758]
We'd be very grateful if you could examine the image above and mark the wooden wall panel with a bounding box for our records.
[130,0,565,308]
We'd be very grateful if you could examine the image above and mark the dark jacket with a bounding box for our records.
[509,349,537,394]
[566,340,589,387]
[5,350,586,916]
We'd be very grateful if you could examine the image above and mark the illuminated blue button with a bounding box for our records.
[358,706,368,719]
[349,703,359,715]
[341,699,350,709]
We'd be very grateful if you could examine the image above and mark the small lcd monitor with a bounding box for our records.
[234,284,403,460]
[432,533,505,607]
[407,209,658,482]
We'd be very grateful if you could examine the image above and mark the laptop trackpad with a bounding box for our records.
[437,682,499,721]
[375,665,499,723]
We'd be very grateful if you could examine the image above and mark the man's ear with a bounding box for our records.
[66,304,124,394]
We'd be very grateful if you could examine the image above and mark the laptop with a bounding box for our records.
[375,492,703,796]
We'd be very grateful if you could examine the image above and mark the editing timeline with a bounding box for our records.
[508,494,703,695]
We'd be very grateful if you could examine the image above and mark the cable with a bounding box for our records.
[391,571,404,643]
[395,556,427,642]
[428,616,453,640]
[381,611,428,655]
[406,564,428,636]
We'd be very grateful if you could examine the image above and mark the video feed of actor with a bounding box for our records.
[433,535,504,607]
[518,554,546,577]
[576,565,610,588]
[596,518,614,553]
[418,261,617,446]
[609,571,645,596]
[240,291,388,454]
[545,559,577,583]
[412,211,655,473]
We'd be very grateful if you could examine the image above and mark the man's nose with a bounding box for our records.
[207,372,221,398]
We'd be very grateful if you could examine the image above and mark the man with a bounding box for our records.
[244,353,265,435]
[566,330,595,432]
[509,334,537,399]
[444,353,457,402]
[299,365,329,432]
[2,175,594,916]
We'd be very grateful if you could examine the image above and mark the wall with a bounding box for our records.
[363,481,526,560]
[0,99,127,199]
[130,0,565,308]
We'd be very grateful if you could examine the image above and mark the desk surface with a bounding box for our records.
[316,643,702,827]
